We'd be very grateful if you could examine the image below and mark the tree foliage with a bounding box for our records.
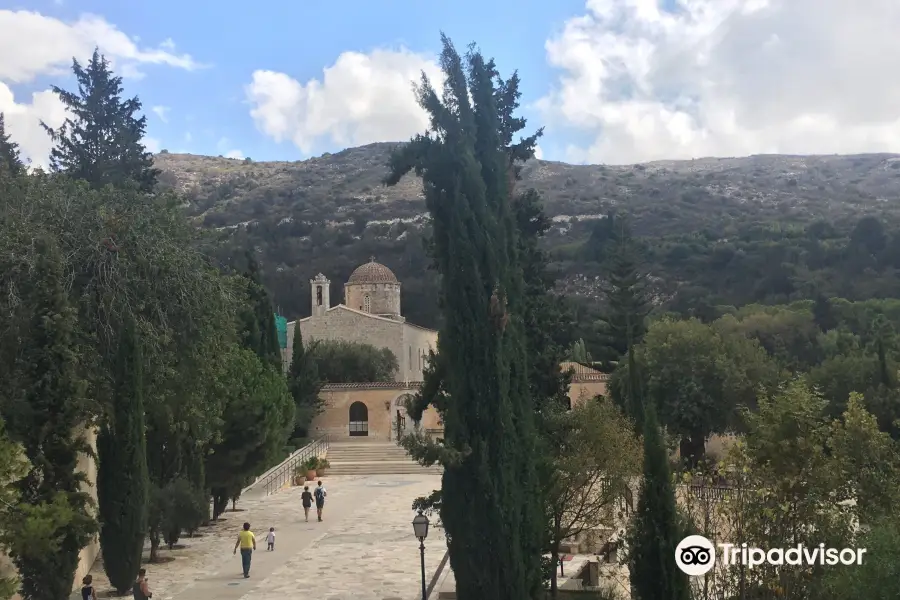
[287,326,323,437]
[41,48,159,191]
[385,35,544,599]
[308,339,398,383]
[96,317,149,593]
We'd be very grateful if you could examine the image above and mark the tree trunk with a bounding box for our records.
[149,532,160,563]
[680,432,705,469]
[549,542,561,599]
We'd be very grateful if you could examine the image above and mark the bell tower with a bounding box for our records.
[310,273,330,316]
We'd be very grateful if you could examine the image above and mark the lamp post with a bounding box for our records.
[412,510,430,600]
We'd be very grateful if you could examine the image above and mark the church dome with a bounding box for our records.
[347,258,399,284]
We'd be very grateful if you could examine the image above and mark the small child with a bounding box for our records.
[81,575,96,600]
[266,527,275,551]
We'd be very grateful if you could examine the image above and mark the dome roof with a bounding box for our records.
[347,258,399,284]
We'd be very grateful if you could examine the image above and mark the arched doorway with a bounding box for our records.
[391,394,415,441]
[349,401,369,437]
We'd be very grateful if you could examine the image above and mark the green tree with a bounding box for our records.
[240,253,281,368]
[309,340,398,383]
[385,36,544,599]
[42,49,159,191]
[0,113,23,176]
[822,515,900,600]
[544,398,641,597]
[2,237,97,600]
[287,326,323,437]
[206,346,293,520]
[627,404,690,600]
[611,317,778,465]
[0,419,28,600]
[96,317,149,594]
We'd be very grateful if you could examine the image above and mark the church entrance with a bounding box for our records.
[391,394,415,441]
[349,401,369,437]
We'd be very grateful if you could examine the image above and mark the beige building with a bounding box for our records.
[283,259,438,383]
[310,362,609,440]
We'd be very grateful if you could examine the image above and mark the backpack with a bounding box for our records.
[314,487,325,502]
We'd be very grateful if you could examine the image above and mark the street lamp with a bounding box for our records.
[412,510,430,600]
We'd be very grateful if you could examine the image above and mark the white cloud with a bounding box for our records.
[152,105,169,122]
[143,137,161,153]
[184,132,192,143]
[0,10,198,166]
[0,10,203,84]
[224,149,244,159]
[245,48,442,155]
[533,145,544,160]
[540,0,900,164]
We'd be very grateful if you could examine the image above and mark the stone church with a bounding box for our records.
[282,259,607,441]
[282,258,438,383]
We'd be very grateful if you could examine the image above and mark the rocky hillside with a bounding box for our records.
[153,144,900,334]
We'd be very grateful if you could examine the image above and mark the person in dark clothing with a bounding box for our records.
[314,480,327,522]
[133,568,152,599]
[81,575,96,600]
[301,485,313,522]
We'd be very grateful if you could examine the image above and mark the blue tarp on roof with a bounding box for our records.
[275,314,287,349]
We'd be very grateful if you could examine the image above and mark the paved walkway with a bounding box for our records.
[83,474,445,600]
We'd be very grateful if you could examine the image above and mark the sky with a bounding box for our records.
[3,0,900,169]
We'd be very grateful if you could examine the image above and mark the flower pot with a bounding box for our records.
[293,475,305,486]
[306,469,317,479]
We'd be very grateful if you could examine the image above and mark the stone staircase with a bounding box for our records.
[324,439,442,476]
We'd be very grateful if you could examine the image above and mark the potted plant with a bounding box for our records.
[293,464,306,486]
[316,457,330,477]
[304,456,319,480]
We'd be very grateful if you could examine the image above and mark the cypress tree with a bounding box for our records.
[5,237,96,600]
[240,252,281,367]
[97,316,149,594]
[627,405,690,600]
[287,325,322,437]
[0,113,24,176]
[42,48,159,191]
[385,36,543,599]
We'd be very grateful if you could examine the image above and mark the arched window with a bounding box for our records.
[364,294,371,313]
[316,286,323,306]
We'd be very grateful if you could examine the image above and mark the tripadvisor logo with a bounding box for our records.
[675,535,867,576]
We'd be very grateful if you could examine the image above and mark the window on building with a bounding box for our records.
[409,346,413,371]
[364,294,371,313]
[316,286,323,306]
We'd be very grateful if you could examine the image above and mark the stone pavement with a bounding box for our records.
[80,474,445,600]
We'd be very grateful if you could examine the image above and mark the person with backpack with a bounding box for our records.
[314,480,327,522]
[300,485,314,522]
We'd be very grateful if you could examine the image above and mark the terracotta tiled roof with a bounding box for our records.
[320,368,608,391]
[346,258,399,284]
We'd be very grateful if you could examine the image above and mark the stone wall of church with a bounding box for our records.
[310,385,443,440]
[399,324,438,382]
[286,310,404,380]
[344,282,401,317]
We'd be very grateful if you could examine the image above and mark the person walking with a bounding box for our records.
[301,485,313,522]
[233,522,257,578]
[81,575,97,600]
[314,480,327,522]
[266,527,276,551]
[132,568,152,599]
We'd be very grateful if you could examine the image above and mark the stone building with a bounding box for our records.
[310,362,609,441]
[282,259,438,383]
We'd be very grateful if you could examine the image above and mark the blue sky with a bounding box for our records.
[2,1,899,167]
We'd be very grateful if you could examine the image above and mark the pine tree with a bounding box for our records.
[96,317,149,594]
[598,215,651,360]
[627,405,690,600]
[812,293,837,332]
[0,113,24,176]
[287,325,322,437]
[42,48,159,191]
[4,237,96,600]
[385,36,543,599]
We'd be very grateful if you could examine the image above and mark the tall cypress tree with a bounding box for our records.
[287,325,322,437]
[627,405,690,600]
[4,237,96,600]
[42,48,159,191]
[385,36,543,599]
[240,252,281,367]
[0,113,24,176]
[97,317,149,594]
